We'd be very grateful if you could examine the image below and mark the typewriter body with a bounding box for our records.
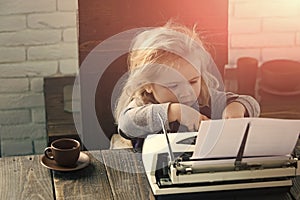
[142,131,300,196]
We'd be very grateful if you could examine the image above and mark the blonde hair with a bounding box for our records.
[114,21,219,122]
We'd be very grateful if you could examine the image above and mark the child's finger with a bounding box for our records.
[200,114,210,120]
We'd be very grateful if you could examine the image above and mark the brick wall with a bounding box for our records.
[228,0,300,67]
[0,0,78,156]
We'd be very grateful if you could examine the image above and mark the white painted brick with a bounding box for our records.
[63,28,78,42]
[230,0,251,2]
[263,18,300,32]
[30,78,44,92]
[229,18,261,34]
[234,0,299,18]
[28,12,77,29]
[0,0,56,15]
[0,93,44,110]
[28,43,78,60]
[0,110,31,125]
[0,15,26,32]
[229,0,300,66]
[0,30,61,47]
[261,47,300,62]
[33,138,47,154]
[31,107,46,123]
[0,78,29,93]
[0,124,46,140]
[59,59,79,74]
[228,0,234,17]
[0,47,25,63]
[229,48,261,65]
[1,139,33,156]
[231,33,294,48]
[0,61,58,77]
[57,0,78,11]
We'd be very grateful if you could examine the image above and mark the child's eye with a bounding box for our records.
[167,83,178,88]
[190,79,199,84]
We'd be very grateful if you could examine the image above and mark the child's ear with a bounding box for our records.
[145,84,153,94]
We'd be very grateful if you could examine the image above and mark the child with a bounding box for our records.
[114,21,260,150]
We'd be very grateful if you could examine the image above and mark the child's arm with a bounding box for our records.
[222,101,246,119]
[118,100,171,138]
[224,93,260,118]
[168,103,209,131]
[118,100,208,139]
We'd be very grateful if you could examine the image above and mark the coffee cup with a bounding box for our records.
[44,138,80,167]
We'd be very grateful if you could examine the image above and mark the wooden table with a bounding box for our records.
[1,149,300,200]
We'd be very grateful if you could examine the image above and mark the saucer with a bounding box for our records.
[40,152,90,172]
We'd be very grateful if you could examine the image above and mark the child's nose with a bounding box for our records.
[178,84,195,98]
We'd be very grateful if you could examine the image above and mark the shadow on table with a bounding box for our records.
[52,151,105,179]
[156,187,291,200]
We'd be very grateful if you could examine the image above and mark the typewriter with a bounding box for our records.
[142,117,300,196]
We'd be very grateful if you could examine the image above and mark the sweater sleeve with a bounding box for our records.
[118,100,171,138]
[226,92,261,117]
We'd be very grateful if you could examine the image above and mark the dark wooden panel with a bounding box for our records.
[95,54,128,139]
[258,91,300,119]
[224,68,300,119]
[79,0,228,72]
[44,76,76,124]
[44,76,80,143]
[79,0,228,142]
[53,151,113,200]
[0,155,54,200]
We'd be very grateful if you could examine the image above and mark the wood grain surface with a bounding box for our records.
[290,139,300,200]
[52,151,113,200]
[1,149,299,199]
[0,155,53,200]
[102,149,155,200]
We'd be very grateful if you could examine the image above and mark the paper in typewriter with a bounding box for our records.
[192,118,300,159]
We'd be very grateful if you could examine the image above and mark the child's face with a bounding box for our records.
[148,58,201,106]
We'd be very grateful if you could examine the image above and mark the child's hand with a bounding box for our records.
[222,102,246,119]
[168,103,209,131]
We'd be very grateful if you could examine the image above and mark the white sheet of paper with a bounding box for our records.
[192,118,300,159]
